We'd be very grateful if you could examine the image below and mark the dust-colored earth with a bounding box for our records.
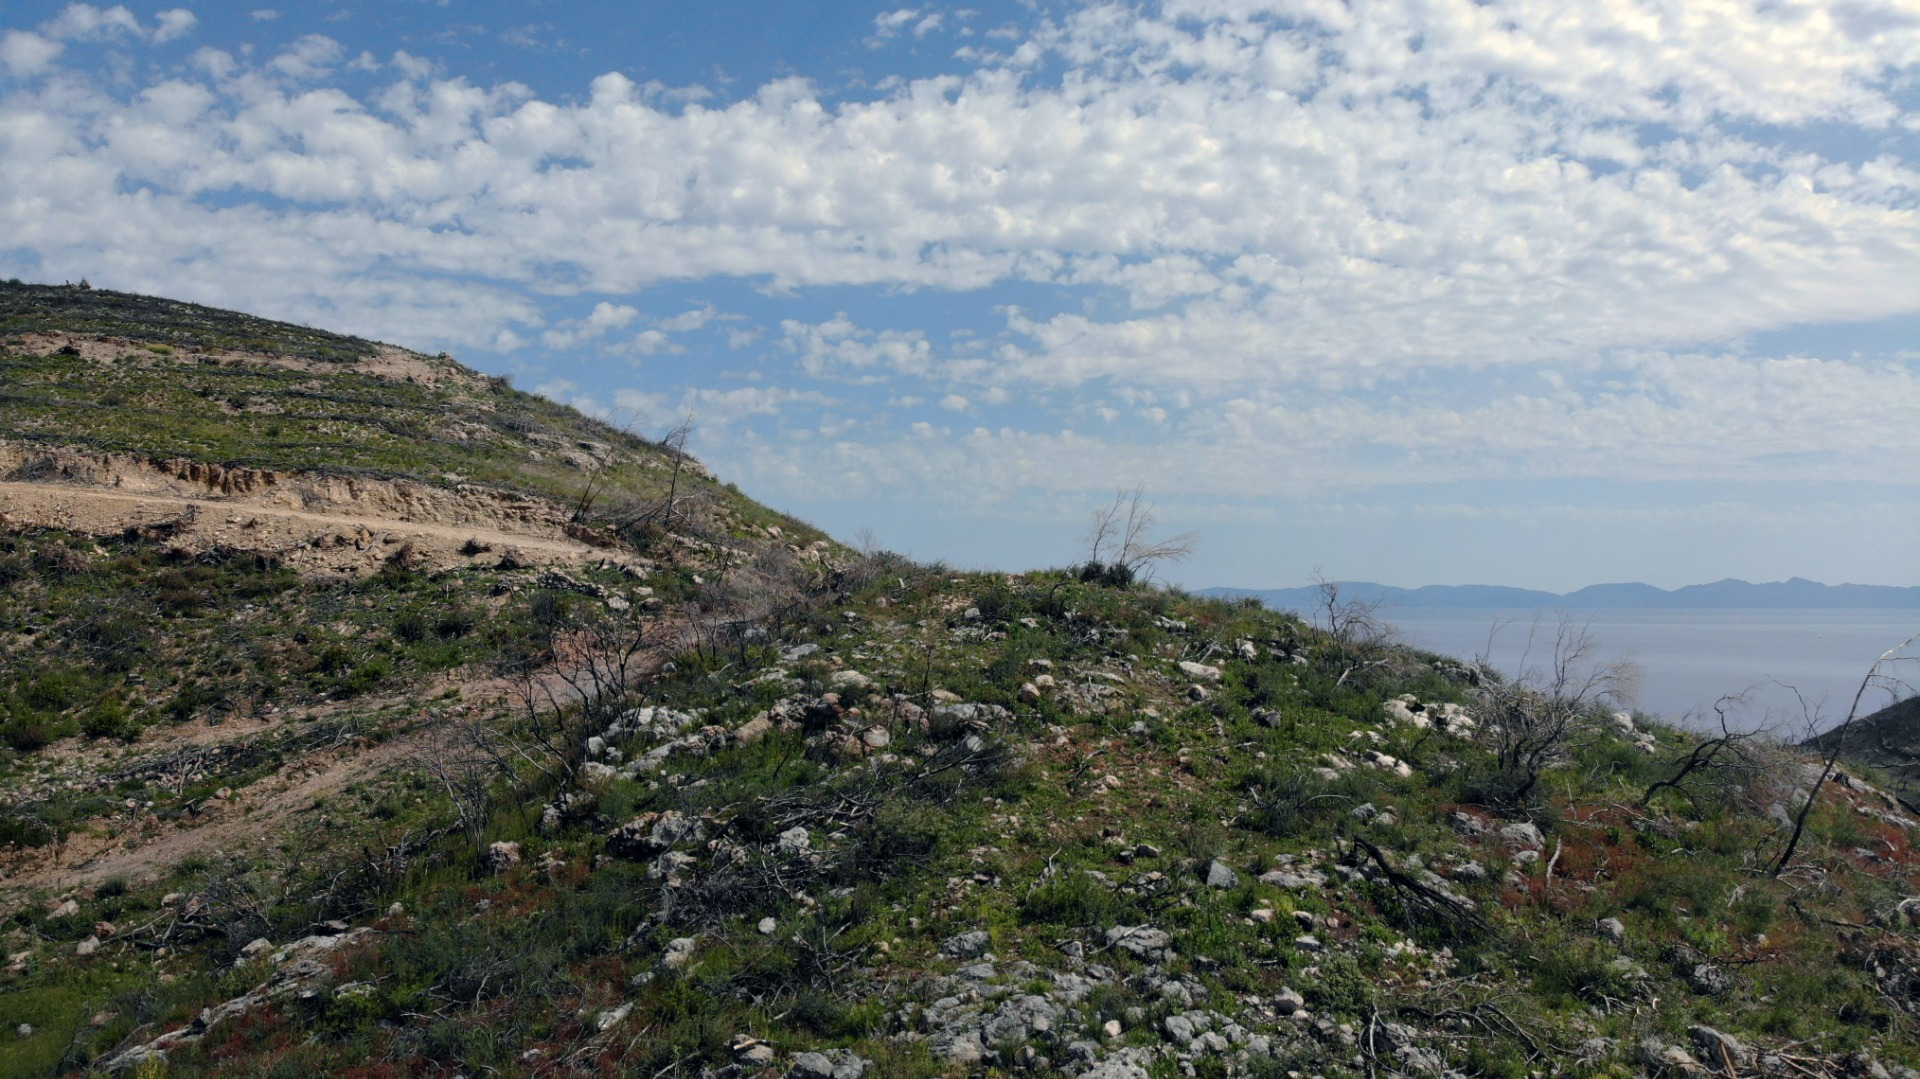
[0,440,630,578]
[10,331,471,388]
[0,713,444,895]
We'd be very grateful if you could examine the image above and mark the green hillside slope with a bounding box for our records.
[2,284,1918,1079]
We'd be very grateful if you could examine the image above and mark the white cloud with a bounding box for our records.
[541,301,640,349]
[656,306,721,333]
[0,32,62,77]
[43,5,143,42]
[681,385,836,426]
[152,10,196,44]
[870,8,923,44]
[1,0,1917,525]
[627,329,679,356]
[781,316,935,379]
[270,35,343,78]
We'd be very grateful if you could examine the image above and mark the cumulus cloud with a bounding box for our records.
[542,302,639,349]
[1,0,1916,526]
[152,9,195,44]
[0,32,62,77]
[781,316,935,379]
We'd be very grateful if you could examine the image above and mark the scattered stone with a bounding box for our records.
[1450,861,1488,883]
[237,938,272,962]
[48,899,78,919]
[1294,935,1324,952]
[1364,751,1413,778]
[1177,660,1223,681]
[1103,1019,1123,1038]
[1259,867,1327,889]
[74,936,100,957]
[1597,917,1626,942]
[1690,1026,1751,1072]
[828,670,871,690]
[1105,925,1174,959]
[1499,821,1544,849]
[1081,1048,1155,1079]
[595,1003,632,1032]
[487,841,522,873]
[16,1024,30,1039]
[787,1048,873,1079]
[1689,963,1733,996]
[1274,987,1306,1016]
[758,917,778,934]
[1609,957,1649,980]
[940,930,993,960]
[1163,1013,1196,1045]
[1448,811,1488,836]
[660,937,697,971]
[1205,860,1240,889]
[1576,1038,1618,1063]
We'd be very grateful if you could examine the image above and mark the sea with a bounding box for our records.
[1365,609,1920,735]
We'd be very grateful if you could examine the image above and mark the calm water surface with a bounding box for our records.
[1373,609,1919,733]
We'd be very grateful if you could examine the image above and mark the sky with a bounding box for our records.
[2,1,1917,592]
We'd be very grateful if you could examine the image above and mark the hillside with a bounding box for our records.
[3,283,1920,1079]
[1808,697,1920,807]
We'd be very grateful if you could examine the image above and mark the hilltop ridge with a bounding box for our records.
[3,284,1920,1079]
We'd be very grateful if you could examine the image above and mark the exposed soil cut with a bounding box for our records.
[0,441,631,578]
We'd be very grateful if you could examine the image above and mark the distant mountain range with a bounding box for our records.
[1206,577,1920,611]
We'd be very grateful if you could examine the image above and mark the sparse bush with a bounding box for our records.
[3,712,55,751]
[79,697,135,740]
[1020,871,1125,928]
[1079,486,1195,585]
[1465,617,1636,809]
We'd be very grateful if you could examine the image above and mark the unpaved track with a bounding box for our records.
[0,478,617,576]
[1,718,441,894]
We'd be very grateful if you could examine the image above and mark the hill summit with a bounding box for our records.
[3,282,1920,1079]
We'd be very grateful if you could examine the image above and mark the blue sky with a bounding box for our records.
[3,1,1917,591]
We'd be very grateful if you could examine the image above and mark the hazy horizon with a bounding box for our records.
[3,1,1916,591]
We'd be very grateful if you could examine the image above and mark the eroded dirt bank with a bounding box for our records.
[0,441,625,577]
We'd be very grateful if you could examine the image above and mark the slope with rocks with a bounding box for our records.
[3,286,1920,1079]
[1810,697,1920,807]
[0,281,834,946]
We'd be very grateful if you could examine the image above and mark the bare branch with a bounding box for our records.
[1079,486,1195,584]
[1771,630,1920,877]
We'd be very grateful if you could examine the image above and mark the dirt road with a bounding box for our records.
[0,478,618,576]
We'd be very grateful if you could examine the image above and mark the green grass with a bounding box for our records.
[2,282,1916,1079]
